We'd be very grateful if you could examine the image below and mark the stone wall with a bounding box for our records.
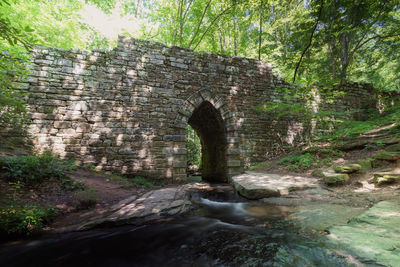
[14,36,380,182]
[377,90,400,111]
[19,37,307,182]
[328,81,377,121]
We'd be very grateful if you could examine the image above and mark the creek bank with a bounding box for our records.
[51,183,232,232]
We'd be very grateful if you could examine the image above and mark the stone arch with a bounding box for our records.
[171,89,242,182]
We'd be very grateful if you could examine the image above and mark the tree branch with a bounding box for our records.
[193,4,234,50]
[188,0,212,48]
[293,0,324,83]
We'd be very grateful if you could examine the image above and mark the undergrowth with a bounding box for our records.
[277,147,343,171]
[0,153,81,190]
[0,181,57,237]
[0,204,56,236]
[82,164,162,189]
[316,104,400,141]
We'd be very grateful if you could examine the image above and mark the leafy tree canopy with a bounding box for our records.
[0,0,399,90]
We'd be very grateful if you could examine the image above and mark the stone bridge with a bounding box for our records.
[21,37,313,182]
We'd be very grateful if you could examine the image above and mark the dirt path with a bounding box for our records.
[70,169,148,207]
[49,169,155,229]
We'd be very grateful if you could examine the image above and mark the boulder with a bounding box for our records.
[321,172,349,185]
[231,171,318,200]
[311,168,324,178]
[60,187,193,231]
[333,164,361,174]
[373,173,400,186]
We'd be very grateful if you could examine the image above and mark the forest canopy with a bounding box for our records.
[0,0,399,90]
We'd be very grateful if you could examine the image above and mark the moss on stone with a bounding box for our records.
[373,173,400,186]
[311,169,325,178]
[386,143,400,152]
[333,164,361,174]
[372,151,400,161]
[356,158,373,170]
[322,172,349,185]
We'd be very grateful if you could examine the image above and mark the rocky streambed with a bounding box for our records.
[1,173,400,266]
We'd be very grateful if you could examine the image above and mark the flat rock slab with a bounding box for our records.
[290,204,365,231]
[231,171,319,200]
[58,186,193,232]
[328,201,400,266]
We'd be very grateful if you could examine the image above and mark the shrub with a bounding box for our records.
[0,153,80,189]
[277,153,315,171]
[130,176,156,187]
[0,204,56,236]
[74,189,98,210]
[0,47,30,130]
[277,147,343,171]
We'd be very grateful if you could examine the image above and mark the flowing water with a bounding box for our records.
[0,192,354,267]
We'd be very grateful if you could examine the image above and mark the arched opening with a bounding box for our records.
[188,101,228,182]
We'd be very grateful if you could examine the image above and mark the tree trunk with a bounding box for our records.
[218,24,225,52]
[328,37,337,80]
[258,0,263,60]
[233,16,238,56]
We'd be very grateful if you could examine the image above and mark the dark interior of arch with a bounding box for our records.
[188,101,228,182]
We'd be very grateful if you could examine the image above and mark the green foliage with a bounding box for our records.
[0,47,30,129]
[73,188,98,209]
[316,104,400,141]
[6,180,24,203]
[277,153,315,171]
[277,147,343,171]
[0,180,56,236]
[186,125,201,166]
[0,153,79,189]
[0,0,37,48]
[130,176,157,187]
[249,161,267,170]
[0,204,56,235]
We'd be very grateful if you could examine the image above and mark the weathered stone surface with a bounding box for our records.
[372,151,400,161]
[231,171,318,200]
[290,204,364,231]
[68,187,192,231]
[10,36,382,181]
[333,164,361,174]
[386,143,400,152]
[373,172,400,185]
[328,201,400,266]
[321,172,349,185]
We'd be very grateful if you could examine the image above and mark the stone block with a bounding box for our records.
[163,135,185,142]
[172,161,186,168]
[54,121,72,129]
[163,148,187,155]
[227,160,241,167]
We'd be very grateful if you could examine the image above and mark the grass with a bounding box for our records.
[82,164,163,189]
[277,147,343,172]
[315,104,400,141]
[249,161,268,170]
[73,188,98,210]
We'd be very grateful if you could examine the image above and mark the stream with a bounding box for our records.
[0,187,363,267]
